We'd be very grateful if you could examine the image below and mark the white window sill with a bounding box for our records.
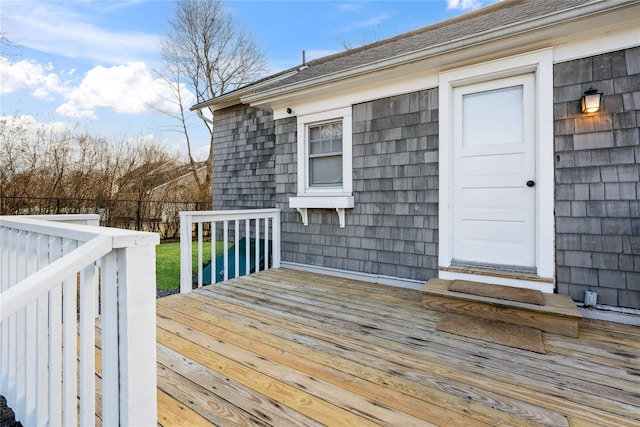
[289,195,354,228]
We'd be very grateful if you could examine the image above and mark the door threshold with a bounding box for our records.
[440,265,553,283]
[439,265,554,293]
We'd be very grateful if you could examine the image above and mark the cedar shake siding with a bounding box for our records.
[554,47,640,309]
[212,105,276,210]
[275,89,439,282]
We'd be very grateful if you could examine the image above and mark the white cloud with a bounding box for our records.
[0,114,71,135]
[446,0,484,10]
[0,58,64,98]
[1,2,160,64]
[55,103,97,120]
[2,56,194,119]
[61,62,194,117]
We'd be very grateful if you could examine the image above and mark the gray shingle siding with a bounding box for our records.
[275,89,439,282]
[212,105,276,209]
[554,47,640,309]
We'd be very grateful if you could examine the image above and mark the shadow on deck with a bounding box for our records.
[155,268,640,426]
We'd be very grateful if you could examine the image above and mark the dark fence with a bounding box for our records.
[0,196,212,240]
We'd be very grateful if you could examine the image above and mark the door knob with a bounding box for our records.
[526,180,535,187]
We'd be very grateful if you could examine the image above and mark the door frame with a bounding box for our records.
[437,49,555,292]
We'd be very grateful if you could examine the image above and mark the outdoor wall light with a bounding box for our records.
[581,87,602,113]
[286,107,293,115]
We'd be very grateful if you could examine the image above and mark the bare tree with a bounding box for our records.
[160,0,268,204]
[0,118,189,211]
[337,27,386,51]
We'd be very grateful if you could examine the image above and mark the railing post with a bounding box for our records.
[272,210,281,268]
[116,245,157,426]
[179,212,192,293]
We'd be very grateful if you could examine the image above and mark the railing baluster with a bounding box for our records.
[256,219,261,273]
[35,234,49,426]
[234,220,240,279]
[223,221,229,282]
[198,222,203,288]
[48,237,63,426]
[24,232,38,426]
[212,221,217,284]
[265,218,270,271]
[101,250,119,426]
[15,230,26,420]
[79,261,97,427]
[245,219,250,278]
[62,240,78,427]
[7,311,16,415]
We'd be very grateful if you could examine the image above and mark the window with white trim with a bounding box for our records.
[289,107,354,228]
[295,107,352,196]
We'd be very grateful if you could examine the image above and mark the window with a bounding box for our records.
[462,85,524,146]
[308,121,343,187]
[294,107,352,195]
[289,107,354,228]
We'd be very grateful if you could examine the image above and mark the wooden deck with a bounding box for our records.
[153,268,640,426]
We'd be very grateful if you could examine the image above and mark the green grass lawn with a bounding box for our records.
[156,241,227,291]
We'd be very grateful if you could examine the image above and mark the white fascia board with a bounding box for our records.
[553,23,640,63]
[270,70,439,120]
[243,0,638,110]
[190,70,298,112]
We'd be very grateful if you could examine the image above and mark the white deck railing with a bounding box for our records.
[0,214,158,427]
[180,209,281,293]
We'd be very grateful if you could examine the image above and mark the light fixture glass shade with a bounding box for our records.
[581,90,602,113]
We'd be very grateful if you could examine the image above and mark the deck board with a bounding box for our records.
[153,269,640,426]
[110,268,639,426]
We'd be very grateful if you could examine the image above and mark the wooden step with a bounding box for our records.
[421,278,582,337]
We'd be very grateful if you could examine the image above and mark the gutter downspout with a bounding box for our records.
[196,108,214,126]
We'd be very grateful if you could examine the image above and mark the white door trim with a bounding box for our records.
[438,49,555,291]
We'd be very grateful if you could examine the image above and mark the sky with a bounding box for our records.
[1,0,497,159]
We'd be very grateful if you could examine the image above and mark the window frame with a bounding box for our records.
[296,107,352,197]
[289,107,353,228]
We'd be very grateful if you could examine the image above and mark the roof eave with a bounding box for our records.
[189,69,299,111]
[242,0,637,105]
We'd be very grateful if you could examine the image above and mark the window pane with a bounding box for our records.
[309,126,321,142]
[462,85,523,146]
[330,122,342,140]
[310,156,343,186]
[308,122,342,154]
[309,140,323,155]
[332,138,342,153]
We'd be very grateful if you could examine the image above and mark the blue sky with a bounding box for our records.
[1,0,496,158]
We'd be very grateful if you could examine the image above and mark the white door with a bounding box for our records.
[452,74,536,270]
